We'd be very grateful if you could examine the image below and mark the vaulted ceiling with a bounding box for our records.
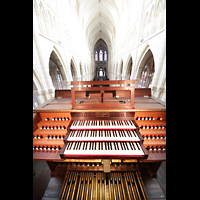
[77,0,120,51]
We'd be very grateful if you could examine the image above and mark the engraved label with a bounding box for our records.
[95,112,110,117]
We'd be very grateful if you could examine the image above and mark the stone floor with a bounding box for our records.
[141,162,166,200]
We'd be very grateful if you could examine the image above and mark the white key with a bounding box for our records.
[72,142,78,155]
[98,142,101,155]
[130,142,136,155]
[65,142,72,154]
[132,131,139,141]
[101,142,104,155]
[115,131,119,139]
[129,143,135,155]
[124,143,130,155]
[79,142,84,154]
[110,131,114,140]
[88,142,93,155]
[80,142,84,152]
[117,142,122,156]
[123,142,128,155]
[96,142,99,155]
[110,142,114,155]
[85,142,90,155]
[123,131,128,141]
[107,142,111,155]
[127,121,132,126]
[132,143,139,155]
[109,142,113,155]
[134,143,143,155]
[103,142,107,155]
[76,121,80,127]
[138,144,144,155]
[123,142,129,155]
[127,142,132,155]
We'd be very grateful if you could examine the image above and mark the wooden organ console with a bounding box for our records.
[33,80,166,200]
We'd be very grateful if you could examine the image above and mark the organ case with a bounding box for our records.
[33,80,166,199]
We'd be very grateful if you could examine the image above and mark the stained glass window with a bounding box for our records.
[104,51,107,61]
[95,51,98,61]
[99,50,103,61]
[33,95,38,109]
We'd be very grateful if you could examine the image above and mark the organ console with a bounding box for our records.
[33,80,166,199]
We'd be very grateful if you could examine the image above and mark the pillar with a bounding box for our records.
[134,78,140,87]
[33,90,45,105]
[150,31,166,96]
[33,12,55,100]
[63,80,71,89]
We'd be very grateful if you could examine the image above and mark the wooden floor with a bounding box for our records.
[33,161,166,200]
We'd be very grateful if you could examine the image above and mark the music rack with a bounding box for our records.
[71,80,135,110]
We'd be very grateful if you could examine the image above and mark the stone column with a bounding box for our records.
[116,74,121,80]
[161,87,166,102]
[33,15,55,100]
[135,78,140,87]
[48,88,55,99]
[33,90,45,105]
[63,80,71,89]
[151,31,166,90]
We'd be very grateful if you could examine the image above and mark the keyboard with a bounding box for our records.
[63,141,144,156]
[60,119,148,159]
[67,130,140,142]
[70,120,136,130]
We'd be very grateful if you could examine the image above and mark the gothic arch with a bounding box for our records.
[136,47,155,88]
[135,45,150,74]
[124,55,133,80]
[51,46,68,81]
[49,48,68,89]
[70,57,78,81]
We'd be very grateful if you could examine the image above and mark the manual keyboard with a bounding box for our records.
[70,120,136,130]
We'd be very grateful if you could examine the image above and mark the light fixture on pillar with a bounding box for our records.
[79,82,81,91]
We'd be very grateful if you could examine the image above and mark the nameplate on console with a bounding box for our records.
[95,112,110,117]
